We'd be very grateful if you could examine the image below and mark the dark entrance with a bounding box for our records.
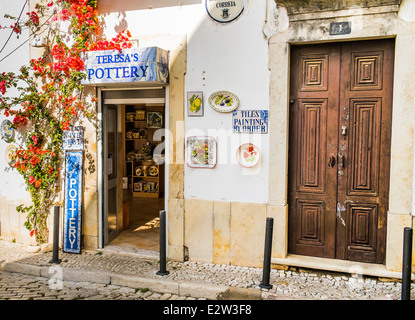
[288,39,394,264]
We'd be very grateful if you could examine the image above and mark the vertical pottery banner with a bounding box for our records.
[63,151,83,253]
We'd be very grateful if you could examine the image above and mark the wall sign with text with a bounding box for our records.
[205,0,246,23]
[63,151,83,254]
[233,110,268,133]
[82,47,169,85]
[63,126,84,151]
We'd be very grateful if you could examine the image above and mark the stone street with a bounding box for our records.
[0,240,413,302]
[0,270,202,300]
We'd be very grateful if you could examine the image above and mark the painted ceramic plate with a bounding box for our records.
[135,167,142,176]
[1,119,14,143]
[147,112,163,128]
[187,136,217,168]
[149,166,159,176]
[5,144,17,166]
[208,91,240,113]
[236,143,260,168]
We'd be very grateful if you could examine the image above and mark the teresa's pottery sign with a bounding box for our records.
[205,0,246,23]
[82,47,169,85]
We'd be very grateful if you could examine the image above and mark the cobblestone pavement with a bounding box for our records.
[0,240,414,301]
[0,270,202,300]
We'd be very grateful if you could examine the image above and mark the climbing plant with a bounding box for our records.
[0,0,132,243]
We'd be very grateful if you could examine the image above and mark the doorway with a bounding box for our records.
[288,39,394,264]
[102,88,166,255]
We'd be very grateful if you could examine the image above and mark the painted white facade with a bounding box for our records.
[184,2,269,203]
[0,0,33,243]
[0,0,30,199]
[0,0,414,277]
[95,0,415,274]
[100,1,270,204]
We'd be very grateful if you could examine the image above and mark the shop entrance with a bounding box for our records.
[102,88,166,255]
[288,39,394,264]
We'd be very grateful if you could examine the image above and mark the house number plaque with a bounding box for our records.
[329,22,351,35]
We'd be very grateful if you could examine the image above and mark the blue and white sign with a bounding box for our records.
[63,151,83,254]
[63,126,84,151]
[233,110,268,133]
[81,47,169,85]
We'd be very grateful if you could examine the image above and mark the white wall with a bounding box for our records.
[100,1,270,204]
[0,0,32,242]
[185,2,269,203]
[0,0,30,201]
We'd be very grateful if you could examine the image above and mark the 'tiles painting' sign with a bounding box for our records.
[233,110,268,133]
[82,47,169,85]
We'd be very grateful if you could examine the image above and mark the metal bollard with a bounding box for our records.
[402,227,413,300]
[260,217,274,289]
[49,206,61,264]
[156,210,169,276]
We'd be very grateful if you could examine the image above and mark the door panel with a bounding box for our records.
[288,44,340,259]
[297,99,327,193]
[346,203,378,262]
[297,200,325,247]
[348,99,381,196]
[338,40,394,263]
[288,39,394,264]
[300,54,329,91]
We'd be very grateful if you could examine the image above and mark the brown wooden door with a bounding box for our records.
[288,39,394,264]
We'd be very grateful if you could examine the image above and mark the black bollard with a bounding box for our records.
[402,227,413,300]
[260,217,274,289]
[49,206,61,264]
[156,210,169,276]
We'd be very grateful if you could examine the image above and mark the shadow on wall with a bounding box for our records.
[98,0,201,13]
[98,0,202,35]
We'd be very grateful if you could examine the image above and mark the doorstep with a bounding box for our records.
[98,245,159,260]
[272,255,412,280]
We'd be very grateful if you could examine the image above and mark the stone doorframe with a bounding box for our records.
[267,2,415,273]
[91,35,187,255]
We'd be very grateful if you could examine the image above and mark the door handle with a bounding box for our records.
[339,155,345,168]
[328,154,336,168]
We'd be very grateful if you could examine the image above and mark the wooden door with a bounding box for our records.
[288,39,394,264]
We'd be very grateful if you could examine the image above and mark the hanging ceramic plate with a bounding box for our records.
[1,119,14,143]
[147,112,163,128]
[5,144,17,166]
[236,143,260,168]
[187,136,217,168]
[208,91,240,113]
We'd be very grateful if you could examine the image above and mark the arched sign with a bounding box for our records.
[205,0,246,24]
